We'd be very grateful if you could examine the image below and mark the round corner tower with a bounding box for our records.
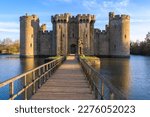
[20,14,39,57]
[109,12,130,57]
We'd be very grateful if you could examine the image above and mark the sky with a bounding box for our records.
[0,0,150,42]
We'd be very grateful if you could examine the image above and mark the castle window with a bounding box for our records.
[63,34,65,37]
[30,43,32,48]
[86,34,87,38]
[59,25,61,29]
[80,19,82,23]
[114,45,116,49]
[72,33,74,38]
[31,34,33,38]
[125,34,127,39]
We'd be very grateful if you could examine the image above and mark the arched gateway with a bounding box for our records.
[70,44,77,54]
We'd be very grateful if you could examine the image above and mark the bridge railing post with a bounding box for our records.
[32,71,36,95]
[9,82,14,100]
[38,68,41,88]
[24,75,27,100]
[110,92,115,100]
[101,80,104,100]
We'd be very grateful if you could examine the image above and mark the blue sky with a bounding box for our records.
[0,0,150,42]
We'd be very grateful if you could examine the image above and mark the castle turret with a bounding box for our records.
[40,24,47,32]
[51,13,71,55]
[77,14,95,55]
[109,12,130,57]
[20,14,39,57]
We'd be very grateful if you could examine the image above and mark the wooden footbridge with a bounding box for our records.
[0,55,126,100]
[31,56,94,100]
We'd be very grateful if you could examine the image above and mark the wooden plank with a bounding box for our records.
[37,87,92,93]
[42,83,89,88]
[31,94,94,100]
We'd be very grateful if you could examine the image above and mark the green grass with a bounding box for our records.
[48,56,62,59]
[80,55,98,60]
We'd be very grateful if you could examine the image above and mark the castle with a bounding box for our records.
[20,12,130,57]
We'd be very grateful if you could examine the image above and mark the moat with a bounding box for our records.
[0,55,150,99]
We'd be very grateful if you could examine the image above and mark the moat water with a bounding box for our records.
[0,55,150,99]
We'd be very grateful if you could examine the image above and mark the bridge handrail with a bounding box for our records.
[79,56,127,100]
[0,56,66,100]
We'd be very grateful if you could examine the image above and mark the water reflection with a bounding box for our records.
[93,58,130,99]
[0,55,45,100]
[98,56,150,99]
[0,55,45,82]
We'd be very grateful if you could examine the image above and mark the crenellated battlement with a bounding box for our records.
[39,30,51,35]
[109,12,130,21]
[51,13,71,23]
[20,13,39,22]
[95,24,109,35]
[51,13,95,23]
[77,14,95,23]
[94,28,101,33]
[94,28,108,36]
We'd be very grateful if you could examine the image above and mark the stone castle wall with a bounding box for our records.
[38,31,51,56]
[20,12,130,57]
[94,28,109,56]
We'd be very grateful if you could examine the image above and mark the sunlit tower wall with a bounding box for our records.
[109,12,130,57]
[77,14,95,55]
[51,13,71,56]
[20,14,39,57]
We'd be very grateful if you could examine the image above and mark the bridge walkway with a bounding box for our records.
[31,55,94,100]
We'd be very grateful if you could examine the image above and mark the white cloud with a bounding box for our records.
[0,22,19,33]
[102,0,129,8]
[0,28,19,33]
[131,19,150,23]
[82,0,130,14]
[0,22,19,28]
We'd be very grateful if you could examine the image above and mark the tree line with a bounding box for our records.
[130,32,150,56]
[0,38,20,54]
